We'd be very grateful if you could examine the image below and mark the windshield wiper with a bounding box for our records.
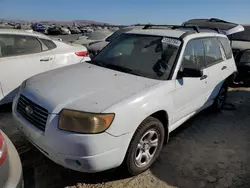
[104,64,140,76]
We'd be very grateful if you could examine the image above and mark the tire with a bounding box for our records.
[124,117,165,176]
[211,82,228,111]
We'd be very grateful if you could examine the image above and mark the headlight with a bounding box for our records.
[58,109,115,134]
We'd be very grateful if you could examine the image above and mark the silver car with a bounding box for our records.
[0,130,23,188]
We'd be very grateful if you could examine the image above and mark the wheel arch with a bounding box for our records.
[149,110,169,144]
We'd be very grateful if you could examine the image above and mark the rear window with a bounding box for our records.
[218,37,232,59]
[40,39,57,50]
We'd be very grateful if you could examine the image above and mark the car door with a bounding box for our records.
[202,37,228,101]
[0,34,53,101]
[172,39,210,124]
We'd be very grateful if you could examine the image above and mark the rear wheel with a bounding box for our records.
[211,82,228,111]
[124,117,165,176]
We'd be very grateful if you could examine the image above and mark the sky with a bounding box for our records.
[0,0,250,25]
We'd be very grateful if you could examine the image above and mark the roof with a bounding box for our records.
[0,29,50,39]
[126,29,185,38]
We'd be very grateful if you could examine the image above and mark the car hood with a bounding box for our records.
[74,38,103,46]
[88,41,109,52]
[22,63,160,114]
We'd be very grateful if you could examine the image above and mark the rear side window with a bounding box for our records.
[0,34,42,57]
[182,39,206,70]
[218,37,232,59]
[40,39,57,50]
[203,38,223,66]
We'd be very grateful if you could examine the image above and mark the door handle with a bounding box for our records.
[200,75,208,80]
[40,57,53,62]
[221,66,227,70]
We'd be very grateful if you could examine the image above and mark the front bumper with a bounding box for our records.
[12,95,131,173]
[0,131,23,188]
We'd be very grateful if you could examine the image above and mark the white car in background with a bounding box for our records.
[0,29,90,105]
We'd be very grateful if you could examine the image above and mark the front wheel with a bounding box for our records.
[124,117,165,176]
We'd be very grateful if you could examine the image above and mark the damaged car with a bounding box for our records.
[13,24,241,175]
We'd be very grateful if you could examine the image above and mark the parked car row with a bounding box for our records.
[0,19,249,186]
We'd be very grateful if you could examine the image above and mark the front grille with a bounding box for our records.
[17,95,49,132]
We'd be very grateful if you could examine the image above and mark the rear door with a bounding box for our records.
[202,37,228,101]
[0,34,53,101]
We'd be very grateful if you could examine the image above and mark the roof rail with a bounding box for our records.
[143,24,222,34]
[143,24,178,29]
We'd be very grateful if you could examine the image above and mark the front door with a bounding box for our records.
[172,39,209,125]
[0,34,53,101]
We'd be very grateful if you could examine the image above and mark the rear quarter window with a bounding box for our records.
[40,39,57,50]
[218,37,233,59]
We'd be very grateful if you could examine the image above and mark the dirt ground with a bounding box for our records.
[1,87,250,188]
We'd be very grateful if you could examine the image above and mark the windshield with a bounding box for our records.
[92,34,181,80]
[231,26,250,41]
[87,31,111,40]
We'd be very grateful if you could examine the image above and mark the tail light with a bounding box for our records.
[75,51,89,57]
[0,132,8,165]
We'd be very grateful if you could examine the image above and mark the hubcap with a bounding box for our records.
[135,129,159,168]
[217,87,226,108]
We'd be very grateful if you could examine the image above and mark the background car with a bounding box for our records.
[74,30,113,47]
[68,26,81,34]
[87,26,143,58]
[0,29,90,104]
[0,130,23,188]
[0,23,16,29]
[78,26,90,35]
[60,27,71,35]
[47,26,62,35]
[31,23,46,33]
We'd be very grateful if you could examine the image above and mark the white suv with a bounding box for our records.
[13,25,239,175]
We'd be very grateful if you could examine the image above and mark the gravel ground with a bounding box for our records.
[1,87,250,188]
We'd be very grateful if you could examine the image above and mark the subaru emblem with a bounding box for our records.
[25,105,33,115]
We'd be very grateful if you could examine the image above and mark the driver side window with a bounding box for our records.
[180,39,205,77]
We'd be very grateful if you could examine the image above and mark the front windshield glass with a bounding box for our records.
[92,34,181,80]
